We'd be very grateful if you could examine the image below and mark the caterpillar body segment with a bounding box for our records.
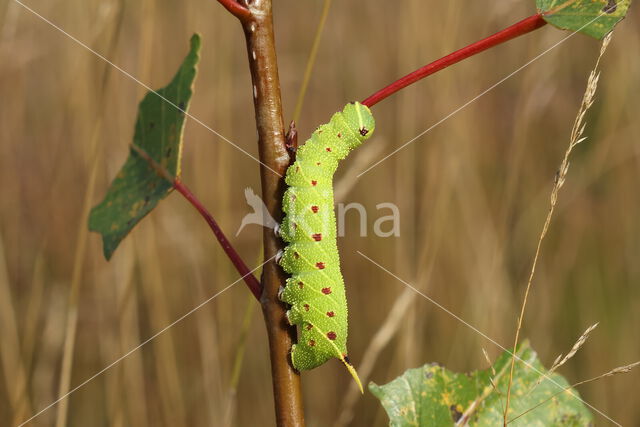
[278,102,375,393]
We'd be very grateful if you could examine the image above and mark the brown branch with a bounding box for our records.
[232,1,305,425]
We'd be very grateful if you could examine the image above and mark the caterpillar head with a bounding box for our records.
[341,102,375,150]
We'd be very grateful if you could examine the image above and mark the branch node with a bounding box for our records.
[217,0,252,22]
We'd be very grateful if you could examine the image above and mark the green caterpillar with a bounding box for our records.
[278,102,375,392]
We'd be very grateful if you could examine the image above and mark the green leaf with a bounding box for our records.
[369,340,592,426]
[537,0,633,39]
[89,34,201,260]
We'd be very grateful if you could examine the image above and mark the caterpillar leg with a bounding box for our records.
[273,222,281,237]
[275,249,284,265]
[284,303,304,325]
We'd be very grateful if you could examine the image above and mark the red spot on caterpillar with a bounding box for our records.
[312,233,322,241]
[359,127,369,136]
[326,311,335,317]
[315,262,325,270]
[337,132,342,138]
[309,340,316,347]
[311,180,317,186]
[298,281,304,289]
[306,324,313,330]
[304,304,310,311]
[321,287,332,295]
[325,147,332,152]
[311,206,319,213]
[327,332,337,340]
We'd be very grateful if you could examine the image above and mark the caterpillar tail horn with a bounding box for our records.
[341,355,363,394]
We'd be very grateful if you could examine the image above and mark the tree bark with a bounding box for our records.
[238,1,305,425]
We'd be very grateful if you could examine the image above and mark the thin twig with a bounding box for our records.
[173,181,263,299]
[362,14,546,107]
[130,143,262,300]
[503,33,614,425]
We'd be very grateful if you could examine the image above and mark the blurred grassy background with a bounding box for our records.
[1,0,639,425]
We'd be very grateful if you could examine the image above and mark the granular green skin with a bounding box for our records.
[279,103,375,379]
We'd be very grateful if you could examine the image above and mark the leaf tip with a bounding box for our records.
[190,33,202,52]
[103,244,115,261]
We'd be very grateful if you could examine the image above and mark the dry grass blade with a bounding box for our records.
[333,288,416,427]
[335,162,454,426]
[21,249,46,376]
[55,11,124,422]
[509,360,640,424]
[113,248,149,427]
[54,134,100,427]
[481,348,503,400]
[482,348,496,376]
[0,234,32,424]
[137,232,188,426]
[503,32,614,424]
[223,294,257,427]
[529,323,599,393]
[291,0,333,123]
[605,361,640,375]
